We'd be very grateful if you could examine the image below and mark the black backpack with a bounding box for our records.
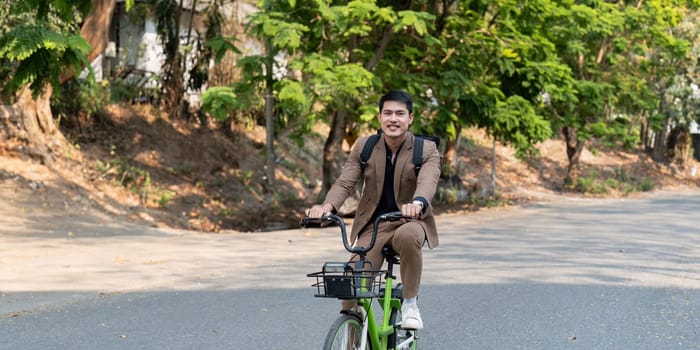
[359,131,440,176]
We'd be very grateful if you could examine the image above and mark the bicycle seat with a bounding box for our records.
[382,246,400,265]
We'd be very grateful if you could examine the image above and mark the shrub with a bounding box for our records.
[636,178,655,192]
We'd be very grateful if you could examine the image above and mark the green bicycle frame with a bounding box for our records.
[358,274,403,350]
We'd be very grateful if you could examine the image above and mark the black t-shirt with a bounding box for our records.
[370,141,403,223]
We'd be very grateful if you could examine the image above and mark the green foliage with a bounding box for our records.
[636,178,656,192]
[205,0,700,188]
[437,186,458,206]
[238,170,254,187]
[52,78,110,122]
[226,0,433,153]
[218,206,236,217]
[0,0,93,97]
[158,191,176,208]
[599,116,639,149]
[206,35,241,64]
[574,170,608,194]
[96,157,178,208]
[0,24,90,96]
[96,158,151,193]
[149,0,179,57]
[394,11,435,36]
[300,54,374,102]
[270,190,300,210]
[470,195,507,209]
[572,169,656,195]
[125,0,135,11]
[490,95,552,158]
[10,0,91,24]
[276,80,308,114]
[247,11,309,50]
[201,86,238,121]
[117,161,151,192]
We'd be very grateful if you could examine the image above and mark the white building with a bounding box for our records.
[91,0,260,105]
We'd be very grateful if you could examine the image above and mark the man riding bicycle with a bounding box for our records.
[307,90,441,330]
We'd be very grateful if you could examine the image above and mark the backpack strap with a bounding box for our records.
[413,135,440,176]
[359,133,381,174]
[413,137,425,176]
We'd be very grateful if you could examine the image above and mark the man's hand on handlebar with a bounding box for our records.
[306,203,334,218]
[400,201,423,219]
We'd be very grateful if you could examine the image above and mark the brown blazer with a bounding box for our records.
[324,132,441,248]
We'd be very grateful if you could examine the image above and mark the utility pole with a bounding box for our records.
[264,37,275,188]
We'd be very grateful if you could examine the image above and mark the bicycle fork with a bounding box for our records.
[357,303,369,350]
[360,276,408,349]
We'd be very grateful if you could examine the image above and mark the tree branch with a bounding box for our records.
[596,37,610,65]
[365,26,394,71]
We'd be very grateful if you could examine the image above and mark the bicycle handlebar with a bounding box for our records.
[300,211,410,255]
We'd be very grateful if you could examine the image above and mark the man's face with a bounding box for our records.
[378,100,413,139]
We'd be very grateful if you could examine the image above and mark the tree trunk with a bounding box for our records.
[652,98,669,162]
[178,0,199,122]
[160,0,186,118]
[319,109,349,200]
[81,0,117,63]
[264,36,276,189]
[490,138,496,196]
[640,117,649,151]
[442,124,461,178]
[668,126,690,168]
[563,126,585,186]
[0,85,64,163]
[264,89,275,188]
[61,0,117,82]
[653,117,670,162]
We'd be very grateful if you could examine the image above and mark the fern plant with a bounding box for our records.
[0,25,90,95]
[0,0,93,97]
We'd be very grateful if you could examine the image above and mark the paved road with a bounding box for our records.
[1,191,699,349]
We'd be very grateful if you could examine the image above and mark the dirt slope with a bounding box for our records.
[1,104,698,233]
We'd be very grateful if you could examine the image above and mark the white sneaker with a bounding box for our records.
[401,303,423,330]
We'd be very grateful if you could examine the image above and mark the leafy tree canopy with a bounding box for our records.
[0,0,93,97]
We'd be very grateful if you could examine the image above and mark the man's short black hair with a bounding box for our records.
[379,90,413,114]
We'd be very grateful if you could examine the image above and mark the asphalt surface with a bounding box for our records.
[1,191,699,349]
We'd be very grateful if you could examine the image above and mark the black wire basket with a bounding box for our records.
[307,261,385,299]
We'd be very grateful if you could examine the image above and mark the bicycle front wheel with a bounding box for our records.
[323,313,367,350]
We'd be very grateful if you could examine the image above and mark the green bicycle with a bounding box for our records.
[303,211,418,350]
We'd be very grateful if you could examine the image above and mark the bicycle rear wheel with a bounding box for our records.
[323,313,367,350]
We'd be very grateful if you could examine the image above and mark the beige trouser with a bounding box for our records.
[341,220,426,310]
